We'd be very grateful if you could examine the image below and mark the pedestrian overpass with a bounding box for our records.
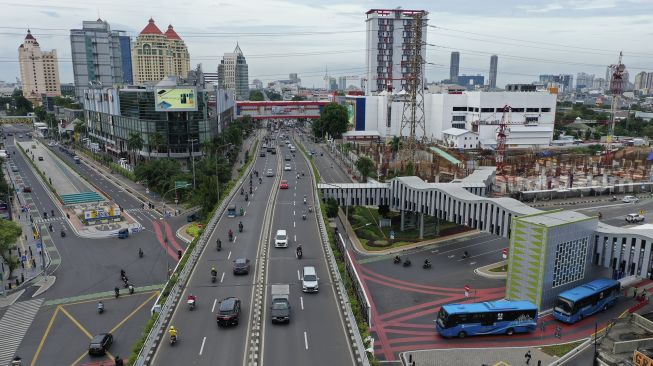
[236,101,329,120]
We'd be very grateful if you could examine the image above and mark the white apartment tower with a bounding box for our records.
[365,8,428,94]
[18,30,61,103]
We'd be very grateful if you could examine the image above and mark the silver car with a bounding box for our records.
[266,169,274,177]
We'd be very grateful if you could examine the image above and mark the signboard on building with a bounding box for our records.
[0,116,36,125]
[635,350,653,366]
[155,88,198,112]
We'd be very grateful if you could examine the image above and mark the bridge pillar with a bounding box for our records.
[400,210,405,231]
[419,212,424,240]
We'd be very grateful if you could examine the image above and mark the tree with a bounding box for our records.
[325,198,339,218]
[291,95,306,101]
[313,103,348,139]
[389,136,401,160]
[33,106,48,121]
[148,132,165,158]
[12,94,33,116]
[73,120,87,136]
[127,133,144,165]
[377,204,390,217]
[355,156,376,183]
[249,90,264,101]
[0,219,23,279]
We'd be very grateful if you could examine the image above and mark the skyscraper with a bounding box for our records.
[489,55,498,89]
[449,52,460,83]
[365,8,428,94]
[118,35,133,84]
[70,19,128,99]
[131,18,190,85]
[576,72,594,91]
[18,30,61,103]
[217,43,249,100]
[338,76,347,91]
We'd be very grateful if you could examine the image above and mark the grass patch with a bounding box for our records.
[186,223,201,238]
[489,264,508,273]
[540,340,585,357]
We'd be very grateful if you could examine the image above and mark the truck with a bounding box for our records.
[270,284,291,323]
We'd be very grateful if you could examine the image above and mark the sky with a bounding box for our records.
[2,0,653,89]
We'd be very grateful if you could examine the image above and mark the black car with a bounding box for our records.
[186,213,199,222]
[260,151,266,157]
[88,333,113,356]
[216,297,241,327]
[38,156,43,161]
[232,258,250,275]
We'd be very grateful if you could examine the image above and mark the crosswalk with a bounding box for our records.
[33,216,64,224]
[0,298,43,365]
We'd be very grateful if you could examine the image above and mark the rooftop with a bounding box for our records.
[140,18,163,35]
[164,25,181,40]
[517,209,592,227]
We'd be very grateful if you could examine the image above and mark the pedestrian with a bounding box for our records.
[525,350,532,365]
[21,273,24,283]
[634,288,639,298]
[29,247,32,256]
[31,258,36,268]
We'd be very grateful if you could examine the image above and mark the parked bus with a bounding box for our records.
[553,278,620,324]
[436,300,538,338]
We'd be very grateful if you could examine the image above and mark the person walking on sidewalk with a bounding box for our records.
[524,350,532,365]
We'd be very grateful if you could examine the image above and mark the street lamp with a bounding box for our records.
[161,183,190,216]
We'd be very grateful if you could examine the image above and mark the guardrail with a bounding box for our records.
[297,136,370,366]
[134,146,256,366]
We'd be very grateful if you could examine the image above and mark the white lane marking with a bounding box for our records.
[233,235,237,243]
[220,272,225,283]
[199,336,206,355]
[300,296,304,310]
[304,331,308,350]
[293,201,296,206]
[294,235,296,242]
[212,298,217,312]
[228,251,232,260]
[293,221,296,228]
[248,201,251,207]
[297,270,301,281]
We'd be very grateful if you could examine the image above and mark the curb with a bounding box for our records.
[474,261,508,279]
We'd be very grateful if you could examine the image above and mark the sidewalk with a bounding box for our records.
[402,346,557,366]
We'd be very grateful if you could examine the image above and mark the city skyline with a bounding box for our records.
[1,0,652,88]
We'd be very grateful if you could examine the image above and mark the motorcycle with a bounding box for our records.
[259,178,262,184]
[216,240,222,251]
[393,256,401,264]
[461,251,469,259]
[187,298,196,311]
[97,303,104,314]
[228,231,234,242]
[239,223,243,232]
[170,334,177,346]
[211,274,217,283]
[128,284,135,294]
[240,188,244,195]
[296,248,303,259]
[302,212,306,220]
[138,248,144,258]
[423,260,432,269]
[245,194,249,202]
[60,230,66,238]
[308,205,313,213]
[114,288,120,298]
[403,259,411,267]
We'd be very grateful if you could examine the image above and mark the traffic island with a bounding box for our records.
[475,261,508,279]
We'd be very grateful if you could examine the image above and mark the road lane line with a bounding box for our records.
[212,298,217,312]
[304,331,308,350]
[294,235,296,242]
[300,296,304,310]
[220,272,225,283]
[297,270,300,281]
[228,251,232,260]
[294,221,296,228]
[199,336,206,355]
[248,201,251,207]
[293,210,295,216]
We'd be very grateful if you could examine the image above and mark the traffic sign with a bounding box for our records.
[175,181,190,189]
[36,242,42,249]
[21,255,27,262]
[502,248,508,259]
[464,285,471,292]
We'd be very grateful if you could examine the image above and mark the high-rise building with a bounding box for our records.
[18,30,61,103]
[539,74,573,92]
[118,35,133,84]
[289,73,300,84]
[217,43,249,100]
[132,18,190,85]
[576,72,594,91]
[449,52,460,83]
[634,71,647,90]
[338,76,347,91]
[365,8,428,94]
[457,75,485,90]
[70,19,128,99]
[252,79,263,90]
[489,55,498,89]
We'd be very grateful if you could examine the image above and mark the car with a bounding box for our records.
[216,297,241,326]
[274,229,288,247]
[266,169,274,177]
[186,213,199,222]
[232,258,251,275]
[626,213,645,223]
[25,133,31,138]
[285,155,291,161]
[88,333,113,356]
[270,148,276,155]
[284,164,291,171]
[48,141,56,147]
[6,133,12,136]
[262,144,267,149]
[38,156,43,161]
[260,151,266,157]
[290,147,296,153]
[301,266,319,293]
[279,180,289,189]
[623,196,639,203]
[11,166,18,172]
[22,186,32,193]
[117,228,129,239]
[18,134,23,138]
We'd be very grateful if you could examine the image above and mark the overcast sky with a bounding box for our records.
[2,0,652,88]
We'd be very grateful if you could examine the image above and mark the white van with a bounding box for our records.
[274,229,288,248]
[301,266,319,293]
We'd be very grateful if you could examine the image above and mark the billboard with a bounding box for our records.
[155,88,198,112]
[346,100,356,131]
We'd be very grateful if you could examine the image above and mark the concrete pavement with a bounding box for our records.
[402,346,558,366]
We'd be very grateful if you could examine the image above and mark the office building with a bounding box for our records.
[289,73,300,84]
[457,75,485,90]
[217,43,249,100]
[119,35,133,84]
[252,79,263,90]
[82,78,216,164]
[338,76,347,91]
[70,19,129,99]
[489,55,498,89]
[539,74,573,93]
[365,8,428,94]
[329,77,337,91]
[449,52,460,83]
[18,30,61,103]
[132,18,190,85]
[576,72,594,91]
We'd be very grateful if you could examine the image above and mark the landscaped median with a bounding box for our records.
[128,137,259,365]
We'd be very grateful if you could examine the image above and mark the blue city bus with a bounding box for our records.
[436,300,538,338]
[553,278,620,324]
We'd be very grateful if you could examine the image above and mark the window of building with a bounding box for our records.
[512,108,525,112]
[452,115,466,121]
[452,123,465,129]
[526,108,539,112]
[452,107,467,111]
[541,108,551,112]
[552,237,589,288]
[525,116,539,123]
[481,108,493,113]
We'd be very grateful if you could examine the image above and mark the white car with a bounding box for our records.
[274,229,288,248]
[626,213,645,223]
[284,164,292,171]
[266,169,274,177]
[622,196,639,203]
[301,266,319,293]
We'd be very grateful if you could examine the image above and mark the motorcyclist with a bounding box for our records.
[598,212,603,219]
[240,187,244,195]
[424,259,431,266]
[463,251,469,259]
[216,238,222,250]
[138,248,144,258]
[296,244,303,257]
[303,195,307,204]
[239,221,244,232]
[169,326,178,340]
[114,287,120,297]
[97,301,104,311]
[120,269,126,278]
[240,207,244,216]
[259,177,262,184]
[245,193,249,201]
[394,255,401,263]
[228,229,234,241]
[211,267,218,277]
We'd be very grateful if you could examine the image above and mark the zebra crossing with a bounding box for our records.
[0,298,43,365]
[33,216,64,224]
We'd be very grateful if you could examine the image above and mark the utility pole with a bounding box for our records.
[188,138,198,189]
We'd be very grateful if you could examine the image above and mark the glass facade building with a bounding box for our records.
[119,35,133,84]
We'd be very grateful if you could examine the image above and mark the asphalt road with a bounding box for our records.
[151,139,277,366]
[262,135,354,366]
[571,198,653,227]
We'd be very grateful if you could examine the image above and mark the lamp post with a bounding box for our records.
[187,138,198,189]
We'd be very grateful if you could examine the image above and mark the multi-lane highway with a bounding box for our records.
[152,130,355,365]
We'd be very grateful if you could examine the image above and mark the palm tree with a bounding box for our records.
[149,132,165,159]
[127,133,144,165]
[355,156,376,183]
